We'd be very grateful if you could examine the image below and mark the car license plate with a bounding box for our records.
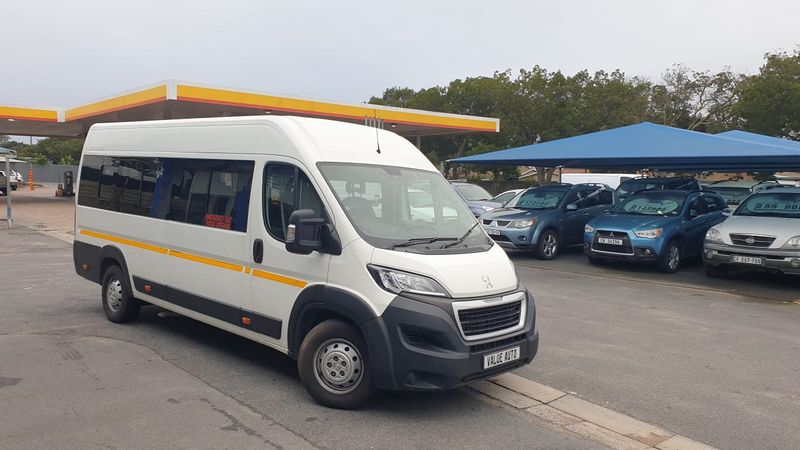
[598,237,624,246]
[732,255,763,265]
[485,228,502,236]
[483,346,520,370]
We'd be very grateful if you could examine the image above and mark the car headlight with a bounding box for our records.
[705,228,722,242]
[784,235,800,248]
[509,218,537,229]
[634,228,663,239]
[584,224,595,234]
[367,265,449,297]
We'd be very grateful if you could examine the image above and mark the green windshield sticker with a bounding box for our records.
[623,198,680,214]
[517,193,560,208]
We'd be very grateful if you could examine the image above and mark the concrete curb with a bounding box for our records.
[470,373,717,450]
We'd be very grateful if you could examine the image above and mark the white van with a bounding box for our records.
[73,116,538,408]
[560,173,637,189]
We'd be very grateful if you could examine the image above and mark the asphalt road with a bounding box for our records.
[508,245,800,450]
[0,227,603,450]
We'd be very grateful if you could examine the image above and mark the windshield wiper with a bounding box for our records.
[444,222,481,249]
[390,237,457,249]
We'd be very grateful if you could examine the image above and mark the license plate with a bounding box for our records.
[732,255,763,265]
[483,346,520,370]
[485,228,502,236]
[598,237,624,246]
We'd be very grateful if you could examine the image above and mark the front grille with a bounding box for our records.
[470,333,527,353]
[496,220,510,227]
[730,234,775,248]
[592,230,633,254]
[457,301,522,337]
[483,219,492,225]
[490,234,511,242]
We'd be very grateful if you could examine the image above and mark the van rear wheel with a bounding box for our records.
[101,265,140,323]
[298,319,373,409]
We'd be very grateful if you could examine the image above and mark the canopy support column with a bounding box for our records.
[5,154,12,228]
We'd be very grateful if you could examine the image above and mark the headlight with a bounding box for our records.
[367,265,449,297]
[509,218,537,229]
[585,224,595,234]
[784,235,800,248]
[634,228,663,239]
[705,228,722,242]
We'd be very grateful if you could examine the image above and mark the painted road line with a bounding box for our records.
[471,374,718,450]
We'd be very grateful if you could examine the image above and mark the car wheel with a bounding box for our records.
[536,230,559,260]
[704,263,729,278]
[101,265,141,323]
[298,319,374,409]
[11,185,17,191]
[658,240,681,273]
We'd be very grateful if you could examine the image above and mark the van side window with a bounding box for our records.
[78,155,254,232]
[263,164,325,242]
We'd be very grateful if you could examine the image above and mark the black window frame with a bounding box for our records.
[262,162,326,243]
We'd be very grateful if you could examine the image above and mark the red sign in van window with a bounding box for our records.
[205,213,233,230]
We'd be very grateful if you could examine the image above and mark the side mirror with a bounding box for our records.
[566,203,578,211]
[688,209,699,219]
[285,209,341,255]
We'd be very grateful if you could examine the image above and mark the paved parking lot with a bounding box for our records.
[1,198,799,449]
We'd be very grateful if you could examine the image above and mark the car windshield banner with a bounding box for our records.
[622,198,681,215]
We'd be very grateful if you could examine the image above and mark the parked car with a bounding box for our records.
[703,187,800,277]
[615,176,700,201]
[584,190,727,272]
[703,180,780,210]
[450,181,503,216]
[491,189,524,206]
[0,171,7,195]
[481,183,615,259]
[2,170,19,191]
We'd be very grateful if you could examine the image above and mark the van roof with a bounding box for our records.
[84,115,436,172]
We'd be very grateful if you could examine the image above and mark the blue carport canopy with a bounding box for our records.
[450,122,800,171]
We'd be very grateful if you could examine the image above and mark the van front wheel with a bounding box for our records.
[101,265,140,323]
[298,319,374,409]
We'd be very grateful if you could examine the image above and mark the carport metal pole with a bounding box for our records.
[5,154,11,228]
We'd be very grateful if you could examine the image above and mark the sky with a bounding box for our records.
[2,0,799,110]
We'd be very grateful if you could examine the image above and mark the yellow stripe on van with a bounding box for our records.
[168,250,243,272]
[79,229,169,254]
[252,269,307,288]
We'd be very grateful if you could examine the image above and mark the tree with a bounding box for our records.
[737,49,800,140]
[0,135,9,146]
[648,65,742,132]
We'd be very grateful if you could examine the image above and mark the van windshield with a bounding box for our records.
[318,163,492,253]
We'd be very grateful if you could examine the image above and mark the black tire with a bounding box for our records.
[0,188,6,196]
[587,254,606,266]
[657,240,682,273]
[11,185,17,191]
[101,265,140,323]
[535,230,559,260]
[298,319,374,409]
[704,263,729,278]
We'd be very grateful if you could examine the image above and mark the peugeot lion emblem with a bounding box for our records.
[482,275,493,289]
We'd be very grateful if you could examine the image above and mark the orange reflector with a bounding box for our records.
[81,264,89,271]
[144,284,152,293]
[242,316,252,326]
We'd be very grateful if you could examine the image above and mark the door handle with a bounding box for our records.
[253,239,263,264]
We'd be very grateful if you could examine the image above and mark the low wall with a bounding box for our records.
[8,163,79,184]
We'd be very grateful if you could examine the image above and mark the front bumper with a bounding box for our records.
[704,241,800,275]
[362,289,538,391]
[583,231,661,262]
[483,226,537,250]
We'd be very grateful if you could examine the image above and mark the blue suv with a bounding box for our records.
[481,184,615,259]
[584,190,727,272]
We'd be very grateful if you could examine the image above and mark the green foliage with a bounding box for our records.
[34,154,49,165]
[12,137,84,165]
[738,49,800,140]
